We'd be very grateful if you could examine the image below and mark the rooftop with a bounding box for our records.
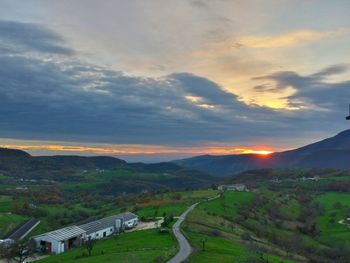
[38,226,86,241]
[79,215,122,234]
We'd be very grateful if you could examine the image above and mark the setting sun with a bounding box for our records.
[240,149,273,155]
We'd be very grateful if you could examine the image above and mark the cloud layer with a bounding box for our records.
[0,20,349,153]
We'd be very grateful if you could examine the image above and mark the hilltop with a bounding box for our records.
[174,130,350,176]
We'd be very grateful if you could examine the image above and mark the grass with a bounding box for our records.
[0,195,30,237]
[315,192,350,245]
[187,231,246,263]
[0,213,28,238]
[0,195,13,212]
[184,191,297,263]
[135,190,219,218]
[36,229,177,263]
[198,191,253,218]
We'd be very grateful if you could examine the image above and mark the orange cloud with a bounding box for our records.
[237,28,350,48]
[0,142,275,156]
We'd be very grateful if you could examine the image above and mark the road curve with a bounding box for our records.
[167,202,199,263]
[167,194,221,263]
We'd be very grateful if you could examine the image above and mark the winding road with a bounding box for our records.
[167,194,221,263]
[167,202,199,263]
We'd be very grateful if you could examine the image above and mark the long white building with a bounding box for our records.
[33,212,138,254]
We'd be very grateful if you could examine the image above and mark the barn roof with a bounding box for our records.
[38,226,86,241]
[5,218,40,240]
[79,215,122,234]
[118,212,138,221]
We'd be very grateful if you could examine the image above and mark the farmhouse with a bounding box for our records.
[34,225,86,254]
[218,184,247,191]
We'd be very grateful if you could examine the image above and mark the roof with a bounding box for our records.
[79,215,122,234]
[37,226,86,241]
[118,212,138,221]
[4,218,40,240]
[227,184,245,187]
[76,216,98,226]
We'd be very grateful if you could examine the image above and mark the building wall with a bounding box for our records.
[86,226,115,240]
[34,235,62,254]
[124,218,138,228]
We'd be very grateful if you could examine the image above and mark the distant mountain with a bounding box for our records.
[174,130,350,177]
[0,148,215,191]
[0,148,127,177]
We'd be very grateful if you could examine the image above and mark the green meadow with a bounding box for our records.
[36,229,177,263]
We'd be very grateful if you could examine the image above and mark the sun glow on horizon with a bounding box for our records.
[233,148,273,155]
[0,140,275,157]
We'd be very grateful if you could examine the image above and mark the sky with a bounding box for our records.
[0,0,349,162]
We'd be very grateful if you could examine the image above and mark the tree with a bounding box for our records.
[83,238,97,257]
[200,237,207,251]
[0,239,36,263]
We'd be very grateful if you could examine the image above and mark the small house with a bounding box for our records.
[119,212,139,229]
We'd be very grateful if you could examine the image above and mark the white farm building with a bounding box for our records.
[122,212,139,229]
[78,214,123,240]
[218,184,247,191]
[34,212,138,254]
[34,226,85,254]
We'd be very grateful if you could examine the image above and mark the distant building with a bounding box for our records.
[347,213,350,221]
[300,176,320,181]
[218,184,247,191]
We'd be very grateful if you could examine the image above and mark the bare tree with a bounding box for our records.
[83,238,97,256]
[0,239,36,263]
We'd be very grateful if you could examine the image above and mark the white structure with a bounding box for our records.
[78,214,123,240]
[34,226,86,254]
[120,212,139,229]
[218,184,247,191]
[33,212,139,254]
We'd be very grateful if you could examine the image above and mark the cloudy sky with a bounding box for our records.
[0,0,349,161]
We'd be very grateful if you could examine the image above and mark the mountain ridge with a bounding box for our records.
[174,129,350,176]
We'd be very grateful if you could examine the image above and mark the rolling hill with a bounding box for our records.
[0,148,215,192]
[174,129,350,176]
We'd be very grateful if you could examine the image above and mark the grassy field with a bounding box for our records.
[198,191,253,218]
[0,195,29,237]
[36,229,177,263]
[135,190,219,218]
[315,192,350,245]
[184,191,295,263]
[61,169,177,193]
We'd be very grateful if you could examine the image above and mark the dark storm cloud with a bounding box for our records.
[0,20,348,146]
[0,20,73,55]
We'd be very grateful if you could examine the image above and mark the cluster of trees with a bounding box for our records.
[160,213,174,228]
[230,192,350,262]
[10,202,47,218]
